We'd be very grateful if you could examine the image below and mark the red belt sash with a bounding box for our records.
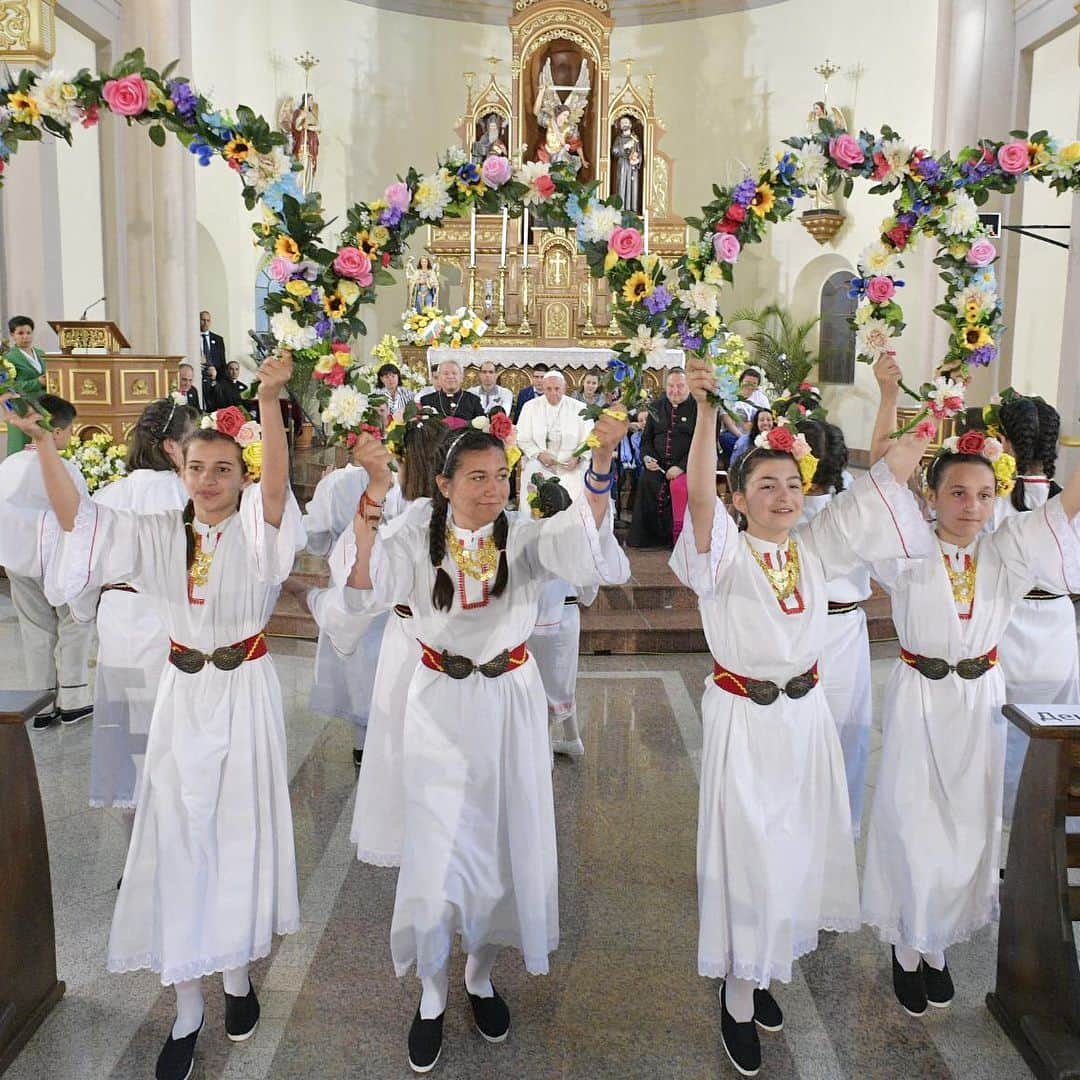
[419,640,529,679]
[168,629,268,673]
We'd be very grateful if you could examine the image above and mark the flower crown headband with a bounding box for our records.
[930,429,1016,497]
[384,403,444,459]
[745,418,820,494]
[198,404,263,480]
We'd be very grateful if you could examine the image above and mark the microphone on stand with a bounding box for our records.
[79,296,107,320]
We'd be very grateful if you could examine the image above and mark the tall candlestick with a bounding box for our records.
[643,210,650,254]
[469,207,476,266]
[522,207,529,268]
[499,207,508,267]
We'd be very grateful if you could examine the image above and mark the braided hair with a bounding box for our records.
[1033,398,1061,494]
[128,399,197,472]
[797,419,848,495]
[429,429,510,611]
[998,395,1042,511]
[180,429,247,573]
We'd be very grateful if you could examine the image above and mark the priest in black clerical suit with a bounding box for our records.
[419,358,483,423]
[628,369,698,549]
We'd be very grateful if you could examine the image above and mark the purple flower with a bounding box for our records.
[168,80,198,122]
[917,157,942,185]
[315,314,332,339]
[379,206,403,227]
[644,285,673,315]
[897,211,917,227]
[733,177,757,208]
[969,344,997,367]
[677,320,702,351]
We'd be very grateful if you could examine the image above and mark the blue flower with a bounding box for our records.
[566,193,584,224]
[712,372,740,401]
[969,344,997,367]
[261,171,303,212]
[775,153,798,184]
[456,161,481,186]
[916,157,942,185]
[607,357,632,382]
[200,110,229,136]
[643,285,673,315]
[847,277,867,299]
[677,320,702,351]
[188,137,213,167]
[315,314,332,339]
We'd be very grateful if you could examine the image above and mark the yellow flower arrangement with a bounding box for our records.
[962,325,992,350]
[323,293,348,319]
[9,91,39,123]
[275,235,301,262]
[993,451,1016,497]
[622,271,654,305]
[285,279,312,298]
[751,183,775,218]
[242,441,263,481]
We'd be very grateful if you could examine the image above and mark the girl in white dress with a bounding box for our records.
[798,420,874,837]
[675,356,932,1078]
[989,395,1080,816]
[7,353,304,1080]
[861,422,1080,1018]
[340,413,630,1074]
[74,399,196,840]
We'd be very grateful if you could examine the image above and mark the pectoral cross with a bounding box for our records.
[549,250,569,286]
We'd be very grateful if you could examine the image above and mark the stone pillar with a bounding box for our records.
[1054,188,1079,483]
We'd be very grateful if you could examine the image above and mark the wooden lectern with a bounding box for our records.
[47,319,130,353]
[0,690,64,1076]
[987,703,1080,1080]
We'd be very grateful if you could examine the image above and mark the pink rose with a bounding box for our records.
[268,255,293,283]
[866,276,895,304]
[713,232,741,264]
[333,246,373,286]
[828,133,865,169]
[608,226,644,260]
[534,173,556,200]
[997,140,1030,175]
[481,155,513,188]
[385,181,410,211]
[235,421,261,447]
[915,419,937,440]
[101,74,150,118]
[966,238,996,267]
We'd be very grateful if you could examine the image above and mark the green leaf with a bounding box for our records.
[148,123,166,147]
[161,59,180,82]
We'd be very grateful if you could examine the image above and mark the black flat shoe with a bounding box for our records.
[32,710,58,730]
[59,704,93,725]
[225,983,260,1041]
[923,960,954,1008]
[753,987,783,1032]
[353,748,363,768]
[720,983,761,1077]
[408,1005,444,1074]
[155,1021,201,1080]
[891,947,927,1017]
[467,983,510,1042]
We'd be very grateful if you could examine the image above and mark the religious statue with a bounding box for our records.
[471,111,508,164]
[405,256,440,312]
[532,57,590,174]
[611,115,642,214]
[278,92,320,192]
[806,100,847,208]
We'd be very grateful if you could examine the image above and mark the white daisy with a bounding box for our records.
[942,191,979,237]
[855,317,895,360]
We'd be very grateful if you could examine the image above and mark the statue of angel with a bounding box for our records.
[278,92,320,192]
[532,57,590,174]
[405,255,440,313]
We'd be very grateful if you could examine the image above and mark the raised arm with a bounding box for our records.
[345,433,394,590]
[3,397,79,530]
[869,353,901,466]
[254,350,294,529]
[584,410,629,528]
[685,357,720,554]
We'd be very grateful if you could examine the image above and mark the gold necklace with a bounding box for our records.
[189,529,216,588]
[447,530,499,582]
[746,535,801,601]
[942,551,976,606]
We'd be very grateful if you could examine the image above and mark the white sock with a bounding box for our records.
[723,977,756,1023]
[894,944,921,972]
[420,967,448,1020]
[223,963,250,997]
[922,950,946,971]
[172,979,204,1039]
[464,945,499,998]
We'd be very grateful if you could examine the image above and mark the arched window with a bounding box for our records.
[253,266,280,334]
[818,270,856,384]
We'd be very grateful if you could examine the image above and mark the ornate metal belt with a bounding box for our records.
[168,630,268,674]
[827,601,859,615]
[419,640,529,680]
[713,660,820,706]
[101,583,138,595]
[899,645,998,681]
[394,604,413,619]
[1025,589,1066,601]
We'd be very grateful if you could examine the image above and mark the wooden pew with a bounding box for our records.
[987,703,1080,1080]
[0,690,64,1076]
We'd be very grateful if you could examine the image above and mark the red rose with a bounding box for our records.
[534,174,557,200]
[331,340,351,354]
[955,430,986,456]
[489,413,513,441]
[725,204,747,224]
[767,426,796,452]
[886,224,911,249]
[713,219,739,234]
[215,406,247,438]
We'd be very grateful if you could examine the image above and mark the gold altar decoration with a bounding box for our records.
[800,58,847,246]
[428,0,686,352]
[48,319,130,353]
[0,0,55,66]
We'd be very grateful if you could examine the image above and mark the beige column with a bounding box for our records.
[1054,190,1079,483]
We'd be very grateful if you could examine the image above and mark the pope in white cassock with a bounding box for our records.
[516,372,594,508]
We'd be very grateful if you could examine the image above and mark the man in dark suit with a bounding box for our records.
[177,363,201,410]
[226,361,249,395]
[199,310,226,374]
[511,362,549,423]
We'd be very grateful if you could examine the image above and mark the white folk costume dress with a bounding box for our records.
[516,395,593,509]
[528,577,598,756]
[801,475,874,837]
[991,482,1080,816]
[74,470,188,809]
[368,497,628,978]
[303,464,387,742]
[50,485,305,985]
[861,497,1080,954]
[670,460,928,986]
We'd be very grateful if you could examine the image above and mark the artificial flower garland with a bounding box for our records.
[753,419,820,493]
[199,405,263,479]
[933,428,1017,497]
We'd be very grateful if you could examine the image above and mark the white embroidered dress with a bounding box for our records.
[861,497,1080,954]
[369,497,628,977]
[670,460,928,985]
[51,485,305,985]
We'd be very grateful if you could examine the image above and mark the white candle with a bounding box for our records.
[644,210,650,254]
[522,207,529,268]
[469,207,476,266]
[500,207,508,268]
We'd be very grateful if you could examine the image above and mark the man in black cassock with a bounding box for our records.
[628,369,697,548]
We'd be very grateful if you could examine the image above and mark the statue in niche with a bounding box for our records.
[278,92,320,192]
[806,100,847,208]
[532,56,590,174]
[405,255,440,312]
[611,115,642,214]
[471,112,508,164]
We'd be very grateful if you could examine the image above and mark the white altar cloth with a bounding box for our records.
[426,346,684,373]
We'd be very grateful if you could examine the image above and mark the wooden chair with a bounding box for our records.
[0,690,64,1076]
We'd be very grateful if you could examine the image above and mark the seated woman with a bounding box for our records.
[730,407,774,468]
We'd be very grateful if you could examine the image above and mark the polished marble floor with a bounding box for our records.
[2,581,1071,1079]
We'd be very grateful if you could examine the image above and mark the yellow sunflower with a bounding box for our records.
[750,183,775,218]
[964,300,982,325]
[355,230,379,256]
[622,271,654,305]
[275,235,301,262]
[962,325,992,350]
[223,137,252,162]
[323,293,348,319]
[9,90,38,123]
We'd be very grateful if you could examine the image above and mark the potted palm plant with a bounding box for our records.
[729,304,820,397]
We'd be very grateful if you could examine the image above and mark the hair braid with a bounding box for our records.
[1033,399,1060,481]
[429,489,455,611]
[182,499,196,573]
[490,510,509,599]
[999,396,1041,512]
